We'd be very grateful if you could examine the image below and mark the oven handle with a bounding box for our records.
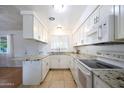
[77,64,91,76]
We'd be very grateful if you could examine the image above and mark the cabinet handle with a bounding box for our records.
[98,25,102,40]
[81,40,83,44]
[94,16,98,24]
[38,36,40,39]
[96,16,99,23]
[47,63,48,65]
[94,18,96,24]
[103,23,107,26]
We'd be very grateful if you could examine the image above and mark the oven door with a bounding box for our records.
[77,63,92,88]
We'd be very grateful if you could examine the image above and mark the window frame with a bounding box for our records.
[50,35,69,52]
[0,35,10,54]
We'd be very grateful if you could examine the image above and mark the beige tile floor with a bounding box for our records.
[20,69,77,88]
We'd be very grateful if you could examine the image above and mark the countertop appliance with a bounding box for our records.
[76,59,122,88]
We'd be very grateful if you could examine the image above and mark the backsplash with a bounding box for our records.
[77,44,124,56]
[76,44,124,67]
[96,50,124,60]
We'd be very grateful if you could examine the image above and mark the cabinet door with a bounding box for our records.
[77,28,83,45]
[42,28,45,42]
[39,24,43,41]
[92,8,100,43]
[86,8,99,44]
[71,59,78,83]
[70,57,73,72]
[73,32,77,46]
[76,30,79,45]
[49,55,60,69]
[70,58,74,76]
[23,15,34,39]
[41,61,49,81]
[98,5,114,42]
[115,5,124,40]
[83,22,88,44]
[44,31,48,43]
[80,25,84,44]
[99,6,114,22]
[41,61,46,81]
[59,55,70,69]
[23,61,42,85]
[69,56,73,69]
[75,30,79,46]
[41,57,50,80]
[42,57,50,72]
[33,17,39,40]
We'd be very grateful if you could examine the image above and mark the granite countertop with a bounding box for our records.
[12,54,49,61]
[93,69,124,88]
[12,53,96,61]
[70,53,97,60]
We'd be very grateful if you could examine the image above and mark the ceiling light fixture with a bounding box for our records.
[53,25,66,35]
[49,17,55,21]
[53,4,66,13]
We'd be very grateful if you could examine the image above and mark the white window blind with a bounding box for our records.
[51,35,69,52]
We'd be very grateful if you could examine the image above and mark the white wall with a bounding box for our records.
[0,31,39,57]
[0,30,48,67]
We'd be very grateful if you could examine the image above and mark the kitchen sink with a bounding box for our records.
[78,59,122,69]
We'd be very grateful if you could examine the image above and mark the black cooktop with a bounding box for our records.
[78,59,121,69]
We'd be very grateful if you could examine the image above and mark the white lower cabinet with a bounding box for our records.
[41,57,50,81]
[70,58,78,85]
[93,75,110,88]
[59,55,70,69]
[49,55,60,69]
[23,61,42,85]
[23,60,49,85]
[49,55,70,69]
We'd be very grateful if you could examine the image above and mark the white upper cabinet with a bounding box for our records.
[115,5,124,40]
[72,31,77,46]
[98,5,114,42]
[85,8,99,44]
[33,17,39,40]
[21,11,48,43]
[72,5,116,46]
[85,5,114,44]
[73,25,84,46]
[39,23,43,41]
[42,29,48,43]
[80,26,84,44]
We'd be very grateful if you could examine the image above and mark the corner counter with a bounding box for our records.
[93,69,124,88]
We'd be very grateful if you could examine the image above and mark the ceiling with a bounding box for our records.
[0,5,22,31]
[0,5,87,32]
